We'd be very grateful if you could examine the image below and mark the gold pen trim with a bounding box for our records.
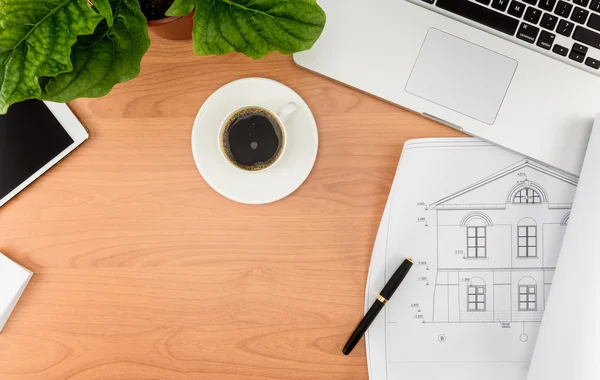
[377,294,388,304]
[407,257,414,263]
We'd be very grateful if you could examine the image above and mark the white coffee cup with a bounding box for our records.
[218,102,297,172]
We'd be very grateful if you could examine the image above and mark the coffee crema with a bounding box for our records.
[221,107,284,171]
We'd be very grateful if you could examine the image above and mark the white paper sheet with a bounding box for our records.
[527,118,600,380]
[0,252,32,332]
[365,138,578,380]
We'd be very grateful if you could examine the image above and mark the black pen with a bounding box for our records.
[342,257,414,355]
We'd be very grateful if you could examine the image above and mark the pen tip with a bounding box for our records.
[407,257,414,263]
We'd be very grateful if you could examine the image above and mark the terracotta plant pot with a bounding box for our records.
[147,13,194,40]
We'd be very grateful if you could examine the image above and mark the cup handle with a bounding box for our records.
[278,102,297,123]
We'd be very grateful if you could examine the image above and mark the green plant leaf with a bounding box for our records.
[41,0,150,103]
[92,0,114,27]
[167,0,326,59]
[166,0,196,16]
[0,0,104,113]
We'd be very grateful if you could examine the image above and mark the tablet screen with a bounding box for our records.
[0,100,74,199]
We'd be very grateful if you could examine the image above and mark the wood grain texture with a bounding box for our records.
[0,33,464,380]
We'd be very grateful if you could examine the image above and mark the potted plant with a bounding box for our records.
[142,0,194,40]
[0,0,326,114]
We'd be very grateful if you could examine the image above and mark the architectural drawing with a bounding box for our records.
[429,159,578,323]
[366,139,580,379]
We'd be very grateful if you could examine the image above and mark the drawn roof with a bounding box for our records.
[430,159,578,209]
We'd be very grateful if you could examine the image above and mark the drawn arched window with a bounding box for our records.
[513,188,541,204]
[518,277,537,311]
[467,277,486,312]
[561,213,570,226]
[466,217,487,259]
[518,218,537,258]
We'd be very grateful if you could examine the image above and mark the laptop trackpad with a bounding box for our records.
[405,29,517,125]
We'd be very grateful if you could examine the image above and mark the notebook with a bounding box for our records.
[364,136,596,379]
[0,252,33,332]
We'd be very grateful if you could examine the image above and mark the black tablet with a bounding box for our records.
[0,100,89,207]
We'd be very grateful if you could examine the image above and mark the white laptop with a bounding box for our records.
[294,0,600,175]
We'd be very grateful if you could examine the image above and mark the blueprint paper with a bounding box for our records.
[0,252,32,332]
[365,138,578,380]
[527,119,600,380]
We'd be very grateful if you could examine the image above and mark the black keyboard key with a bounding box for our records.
[492,0,510,11]
[553,44,569,56]
[555,1,573,17]
[476,0,492,5]
[539,0,557,11]
[571,7,590,23]
[523,0,537,4]
[508,1,527,17]
[541,13,559,29]
[585,57,600,68]
[436,0,520,35]
[524,7,543,23]
[572,43,589,60]
[574,0,590,6]
[589,13,600,31]
[558,19,575,36]
[573,25,600,48]
[517,22,540,42]
[573,42,589,54]
[570,50,586,62]
[537,30,556,49]
[591,0,600,12]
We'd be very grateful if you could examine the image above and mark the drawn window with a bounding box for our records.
[518,218,537,257]
[519,285,537,311]
[513,188,541,204]
[467,226,486,258]
[467,285,486,311]
[561,212,570,226]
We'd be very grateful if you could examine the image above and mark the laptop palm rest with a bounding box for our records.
[405,28,518,125]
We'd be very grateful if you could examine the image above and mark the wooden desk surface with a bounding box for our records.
[0,35,462,380]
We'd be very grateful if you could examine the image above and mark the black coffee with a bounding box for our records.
[221,107,284,171]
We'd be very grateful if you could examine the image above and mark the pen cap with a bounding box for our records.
[380,258,413,300]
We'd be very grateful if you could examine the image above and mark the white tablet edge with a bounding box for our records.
[0,101,89,208]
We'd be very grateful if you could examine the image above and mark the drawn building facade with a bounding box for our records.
[430,160,577,323]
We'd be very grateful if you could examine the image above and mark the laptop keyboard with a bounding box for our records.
[414,0,600,73]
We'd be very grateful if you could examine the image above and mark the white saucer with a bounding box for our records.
[192,78,319,205]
